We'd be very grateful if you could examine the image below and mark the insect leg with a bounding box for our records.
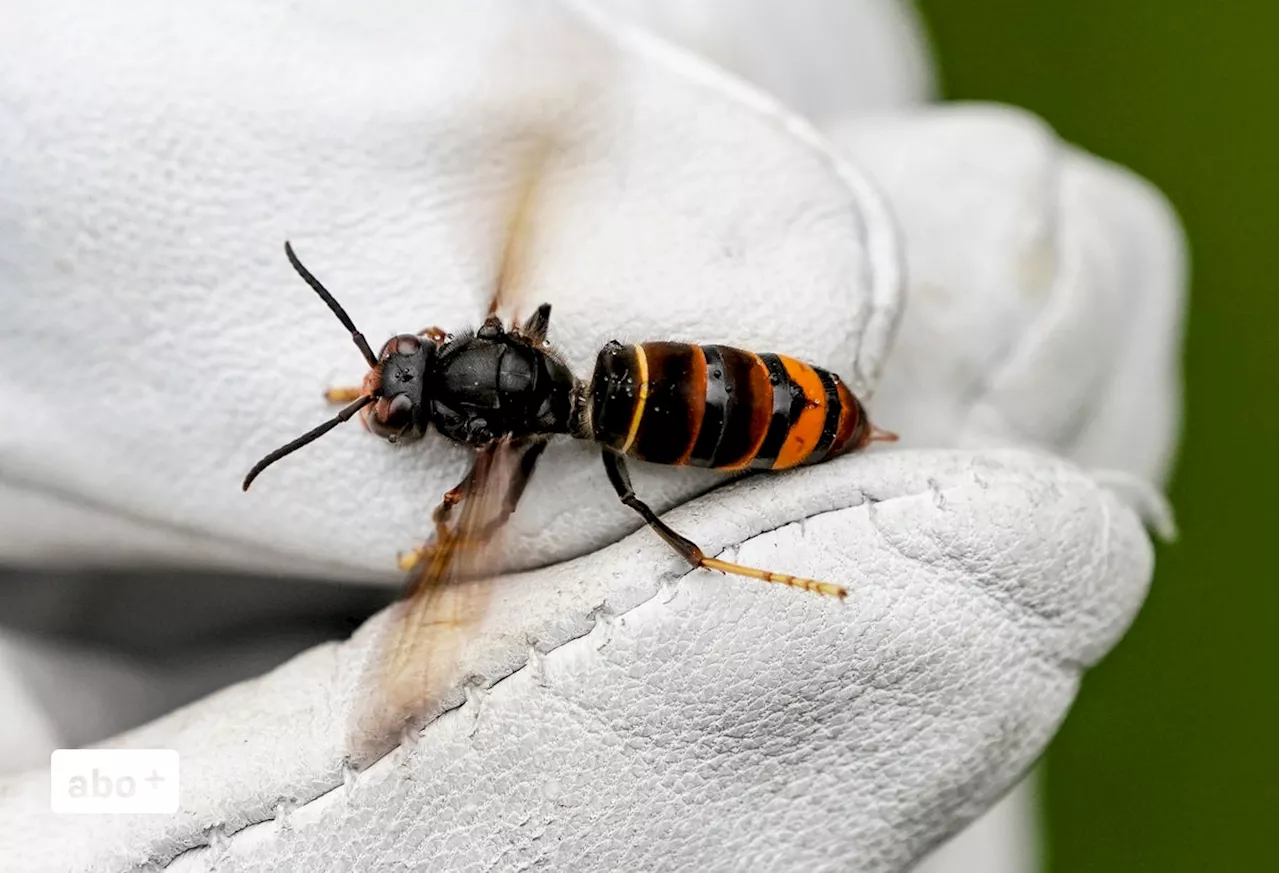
[417,326,449,345]
[324,386,364,403]
[399,440,548,572]
[397,452,488,572]
[600,450,846,599]
[432,466,480,538]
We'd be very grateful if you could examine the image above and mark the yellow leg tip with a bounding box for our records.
[396,548,428,572]
[397,537,487,573]
[814,581,848,600]
[781,575,847,599]
[698,557,846,600]
[325,386,363,403]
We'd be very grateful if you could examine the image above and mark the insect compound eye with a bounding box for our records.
[381,334,421,359]
[369,393,416,439]
[394,335,421,356]
[384,394,414,429]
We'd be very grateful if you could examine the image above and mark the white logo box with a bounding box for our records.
[50,749,180,814]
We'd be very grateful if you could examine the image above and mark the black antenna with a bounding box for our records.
[284,241,378,367]
[242,394,374,491]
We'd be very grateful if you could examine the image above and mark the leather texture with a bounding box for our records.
[0,0,901,580]
[832,107,1185,487]
[0,1,1184,871]
[2,449,1153,873]
[590,0,936,117]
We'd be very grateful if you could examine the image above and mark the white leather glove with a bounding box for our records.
[0,2,1183,872]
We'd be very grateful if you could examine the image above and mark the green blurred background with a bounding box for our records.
[912,1,1274,871]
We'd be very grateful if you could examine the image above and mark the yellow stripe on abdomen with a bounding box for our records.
[618,343,650,454]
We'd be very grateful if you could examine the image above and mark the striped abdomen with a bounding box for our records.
[589,341,872,470]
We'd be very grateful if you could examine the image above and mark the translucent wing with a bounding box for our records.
[347,439,524,766]
[481,30,621,325]
[485,135,559,326]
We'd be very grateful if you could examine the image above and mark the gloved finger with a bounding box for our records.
[587,0,936,116]
[0,0,900,577]
[828,106,1186,485]
[825,106,1184,873]
[0,447,1152,873]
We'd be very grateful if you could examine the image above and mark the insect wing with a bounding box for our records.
[346,442,519,766]
[486,135,560,327]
